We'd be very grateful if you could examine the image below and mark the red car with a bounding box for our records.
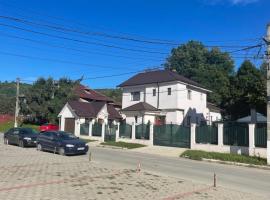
[39,124,59,132]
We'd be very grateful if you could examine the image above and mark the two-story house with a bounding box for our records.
[118,69,221,126]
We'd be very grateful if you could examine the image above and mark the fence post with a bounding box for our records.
[217,123,224,147]
[190,123,196,149]
[116,122,120,142]
[149,122,154,146]
[132,122,136,140]
[89,119,93,137]
[101,121,105,142]
[249,123,255,156]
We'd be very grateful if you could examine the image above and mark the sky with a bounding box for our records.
[0,0,269,88]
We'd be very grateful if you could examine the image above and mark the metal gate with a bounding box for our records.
[154,124,190,148]
[105,124,116,141]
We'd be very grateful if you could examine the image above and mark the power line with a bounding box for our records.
[0,14,261,49]
[0,22,169,55]
[0,32,164,62]
[0,50,161,70]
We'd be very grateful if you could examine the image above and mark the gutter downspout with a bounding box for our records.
[157,82,160,109]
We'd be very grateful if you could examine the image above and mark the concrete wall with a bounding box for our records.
[190,123,267,158]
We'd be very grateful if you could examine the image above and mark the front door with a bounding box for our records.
[64,118,75,134]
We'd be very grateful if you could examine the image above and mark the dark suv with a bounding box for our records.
[4,128,38,147]
[37,131,88,155]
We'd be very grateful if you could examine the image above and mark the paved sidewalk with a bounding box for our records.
[130,145,187,158]
[0,137,267,199]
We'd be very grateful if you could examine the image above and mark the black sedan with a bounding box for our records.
[4,128,38,147]
[36,131,88,155]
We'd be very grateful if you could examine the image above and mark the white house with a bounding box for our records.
[118,69,221,126]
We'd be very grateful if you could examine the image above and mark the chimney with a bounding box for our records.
[250,108,257,123]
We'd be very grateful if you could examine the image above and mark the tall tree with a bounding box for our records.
[226,60,266,119]
[20,78,79,123]
[165,41,234,106]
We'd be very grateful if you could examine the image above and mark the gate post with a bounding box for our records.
[132,122,136,140]
[101,121,105,142]
[149,122,154,146]
[116,122,120,142]
[217,123,224,147]
[89,119,94,137]
[190,123,196,149]
[249,123,255,156]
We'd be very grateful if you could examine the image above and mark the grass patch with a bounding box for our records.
[100,141,146,149]
[181,150,267,166]
[80,138,97,143]
[0,121,39,133]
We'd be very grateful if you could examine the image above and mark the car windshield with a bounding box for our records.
[20,128,38,135]
[56,132,77,140]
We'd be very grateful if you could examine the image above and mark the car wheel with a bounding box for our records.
[59,147,66,156]
[37,143,43,151]
[19,140,25,148]
[4,138,8,145]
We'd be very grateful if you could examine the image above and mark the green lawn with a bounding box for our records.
[100,141,146,149]
[81,138,97,143]
[0,121,39,133]
[181,150,267,165]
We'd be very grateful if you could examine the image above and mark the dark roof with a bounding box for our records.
[107,104,122,119]
[207,103,222,113]
[122,102,158,112]
[74,84,113,102]
[67,101,122,119]
[117,70,208,90]
[68,101,106,118]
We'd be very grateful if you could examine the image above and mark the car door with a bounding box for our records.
[13,129,21,145]
[42,132,57,151]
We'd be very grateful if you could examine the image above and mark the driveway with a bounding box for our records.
[0,135,268,199]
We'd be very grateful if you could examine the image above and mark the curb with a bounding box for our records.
[96,145,128,150]
[201,158,270,170]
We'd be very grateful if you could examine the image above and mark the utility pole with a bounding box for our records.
[14,78,20,128]
[264,24,270,165]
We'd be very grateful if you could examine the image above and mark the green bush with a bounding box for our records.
[100,141,146,149]
[181,150,267,165]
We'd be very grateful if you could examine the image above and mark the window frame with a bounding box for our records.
[153,89,156,96]
[187,90,192,100]
[167,88,171,95]
[131,91,140,101]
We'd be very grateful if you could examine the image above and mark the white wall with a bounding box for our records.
[165,110,184,125]
[121,81,209,125]
[58,104,76,131]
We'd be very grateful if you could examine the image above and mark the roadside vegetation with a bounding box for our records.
[181,150,267,165]
[0,121,39,133]
[100,141,146,149]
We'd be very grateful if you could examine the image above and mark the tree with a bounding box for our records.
[20,77,79,124]
[165,41,234,106]
[226,60,266,119]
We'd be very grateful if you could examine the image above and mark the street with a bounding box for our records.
[0,136,269,199]
[91,146,270,197]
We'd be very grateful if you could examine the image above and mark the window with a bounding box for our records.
[167,88,171,95]
[187,90,192,100]
[135,116,138,123]
[153,89,156,96]
[131,91,140,101]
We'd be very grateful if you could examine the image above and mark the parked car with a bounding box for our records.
[3,128,38,147]
[39,123,59,132]
[36,131,88,155]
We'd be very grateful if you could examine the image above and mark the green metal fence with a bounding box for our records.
[105,124,116,141]
[92,123,102,136]
[135,123,150,139]
[154,124,190,148]
[119,123,132,138]
[255,123,267,148]
[80,123,89,136]
[223,122,249,147]
[196,125,218,144]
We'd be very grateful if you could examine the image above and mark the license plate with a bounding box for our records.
[77,147,85,150]
[34,141,37,143]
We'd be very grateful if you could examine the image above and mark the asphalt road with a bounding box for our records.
[90,146,270,198]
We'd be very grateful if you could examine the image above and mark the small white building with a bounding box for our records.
[118,69,222,126]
